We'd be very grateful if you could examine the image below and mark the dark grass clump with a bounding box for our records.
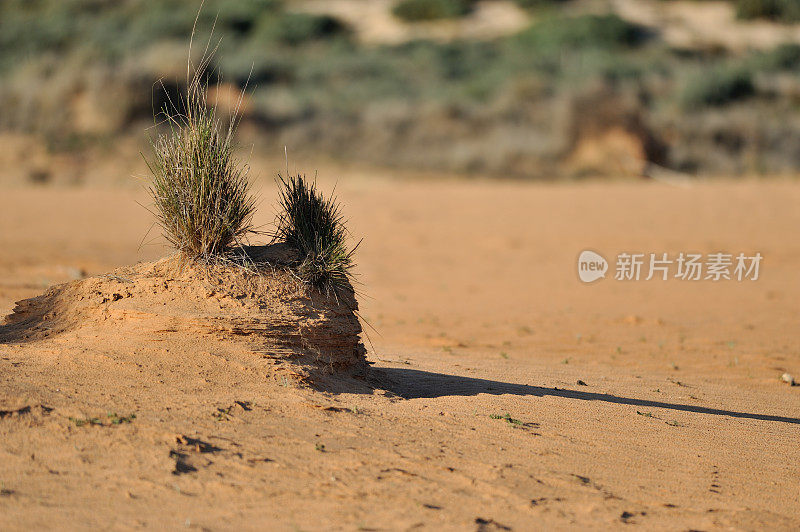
[145,65,256,260]
[274,174,356,296]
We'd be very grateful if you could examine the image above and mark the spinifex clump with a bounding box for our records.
[145,68,255,260]
[274,174,357,296]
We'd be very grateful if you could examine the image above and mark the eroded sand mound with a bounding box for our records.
[0,244,367,377]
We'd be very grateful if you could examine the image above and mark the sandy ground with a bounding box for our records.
[1,174,799,530]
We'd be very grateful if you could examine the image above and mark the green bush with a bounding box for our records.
[515,14,650,51]
[681,66,755,108]
[251,12,349,46]
[214,0,283,35]
[512,0,571,10]
[736,0,800,23]
[392,0,475,22]
[761,43,800,70]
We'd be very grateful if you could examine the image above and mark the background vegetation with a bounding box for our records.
[2,0,800,179]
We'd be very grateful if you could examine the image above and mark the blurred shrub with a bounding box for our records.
[512,0,571,9]
[761,43,800,70]
[736,0,800,23]
[221,51,295,87]
[514,14,650,51]
[681,66,755,108]
[251,12,349,46]
[392,0,475,21]
[214,0,284,35]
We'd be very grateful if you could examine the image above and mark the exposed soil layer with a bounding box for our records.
[1,246,367,377]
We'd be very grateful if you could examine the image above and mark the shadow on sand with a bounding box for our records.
[375,367,800,425]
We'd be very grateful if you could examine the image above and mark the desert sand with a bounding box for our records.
[1,173,799,530]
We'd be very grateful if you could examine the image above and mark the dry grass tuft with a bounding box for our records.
[145,49,255,260]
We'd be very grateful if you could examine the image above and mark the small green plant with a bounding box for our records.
[392,0,475,22]
[213,406,234,421]
[274,173,357,296]
[69,416,102,427]
[69,413,135,427]
[145,51,256,260]
[490,413,523,425]
[107,412,136,424]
